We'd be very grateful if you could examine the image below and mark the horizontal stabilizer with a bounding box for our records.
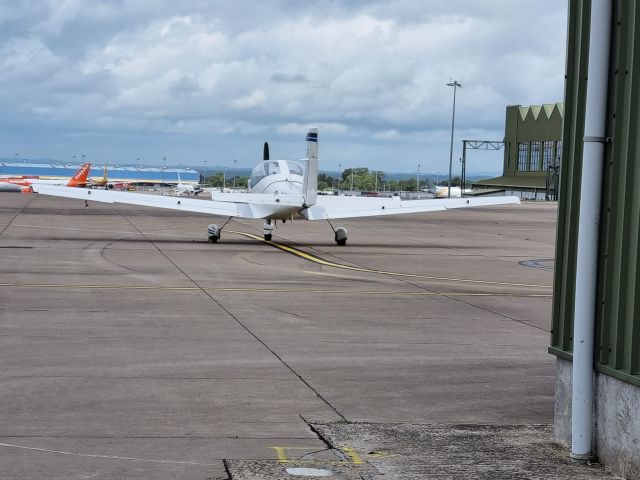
[211,192,304,206]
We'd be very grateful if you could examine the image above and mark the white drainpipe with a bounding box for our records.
[571,0,611,461]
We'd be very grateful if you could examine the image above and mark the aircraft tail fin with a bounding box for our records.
[67,163,91,187]
[303,128,318,206]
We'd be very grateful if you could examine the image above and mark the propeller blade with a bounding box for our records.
[263,142,269,161]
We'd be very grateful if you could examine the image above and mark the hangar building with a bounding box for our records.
[472,103,563,200]
[551,1,640,478]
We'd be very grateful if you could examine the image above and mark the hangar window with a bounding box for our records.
[517,142,529,171]
[530,141,541,171]
[542,141,554,170]
[555,141,562,165]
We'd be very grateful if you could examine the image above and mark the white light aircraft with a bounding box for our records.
[171,173,203,196]
[433,186,474,198]
[32,129,519,245]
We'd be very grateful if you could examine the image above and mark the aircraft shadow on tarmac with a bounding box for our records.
[36,235,507,250]
[30,232,510,251]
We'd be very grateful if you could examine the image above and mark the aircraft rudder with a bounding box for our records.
[303,128,319,206]
[67,162,91,187]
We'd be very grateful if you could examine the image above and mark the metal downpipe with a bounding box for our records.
[570,0,611,461]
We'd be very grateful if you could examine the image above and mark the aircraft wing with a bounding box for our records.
[33,185,245,217]
[32,185,309,219]
[301,195,520,220]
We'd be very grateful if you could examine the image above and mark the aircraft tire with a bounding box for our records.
[336,238,347,246]
[264,234,272,241]
[208,235,219,243]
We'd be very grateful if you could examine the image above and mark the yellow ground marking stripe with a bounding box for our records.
[269,445,392,465]
[341,447,364,465]
[271,447,289,464]
[0,282,551,297]
[4,223,552,289]
[226,230,553,289]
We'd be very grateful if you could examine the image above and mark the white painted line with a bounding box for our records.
[286,467,334,476]
[0,442,217,466]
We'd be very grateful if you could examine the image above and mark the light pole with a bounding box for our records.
[136,158,140,185]
[447,80,462,198]
[350,169,354,192]
[375,171,378,193]
[162,156,166,195]
[417,163,421,192]
[223,167,227,190]
[233,159,237,189]
[338,163,342,193]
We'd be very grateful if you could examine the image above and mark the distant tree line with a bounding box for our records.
[323,168,464,192]
[203,168,465,191]
[204,172,249,188]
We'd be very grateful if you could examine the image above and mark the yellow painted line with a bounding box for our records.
[227,230,553,289]
[341,447,364,465]
[271,447,289,464]
[5,221,551,289]
[0,282,551,297]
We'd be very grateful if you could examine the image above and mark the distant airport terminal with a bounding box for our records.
[0,161,200,185]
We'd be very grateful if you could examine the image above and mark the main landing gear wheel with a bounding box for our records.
[264,234,272,241]
[334,227,348,246]
[207,224,220,243]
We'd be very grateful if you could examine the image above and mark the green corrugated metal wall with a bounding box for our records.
[550,0,640,387]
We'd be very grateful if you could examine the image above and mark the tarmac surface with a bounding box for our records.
[0,194,616,479]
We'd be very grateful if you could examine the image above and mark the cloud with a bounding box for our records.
[0,1,567,173]
[270,73,308,84]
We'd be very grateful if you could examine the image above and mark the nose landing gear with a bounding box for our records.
[263,219,274,241]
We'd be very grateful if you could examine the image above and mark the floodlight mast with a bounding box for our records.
[447,80,462,198]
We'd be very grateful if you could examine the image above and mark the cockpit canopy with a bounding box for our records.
[250,160,304,187]
[250,161,280,186]
[287,161,304,177]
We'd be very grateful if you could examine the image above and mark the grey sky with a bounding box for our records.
[0,1,567,173]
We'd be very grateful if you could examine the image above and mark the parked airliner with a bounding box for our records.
[0,163,92,193]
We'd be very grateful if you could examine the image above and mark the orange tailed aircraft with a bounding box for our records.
[0,163,92,193]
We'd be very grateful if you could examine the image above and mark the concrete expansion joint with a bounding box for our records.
[302,416,340,452]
